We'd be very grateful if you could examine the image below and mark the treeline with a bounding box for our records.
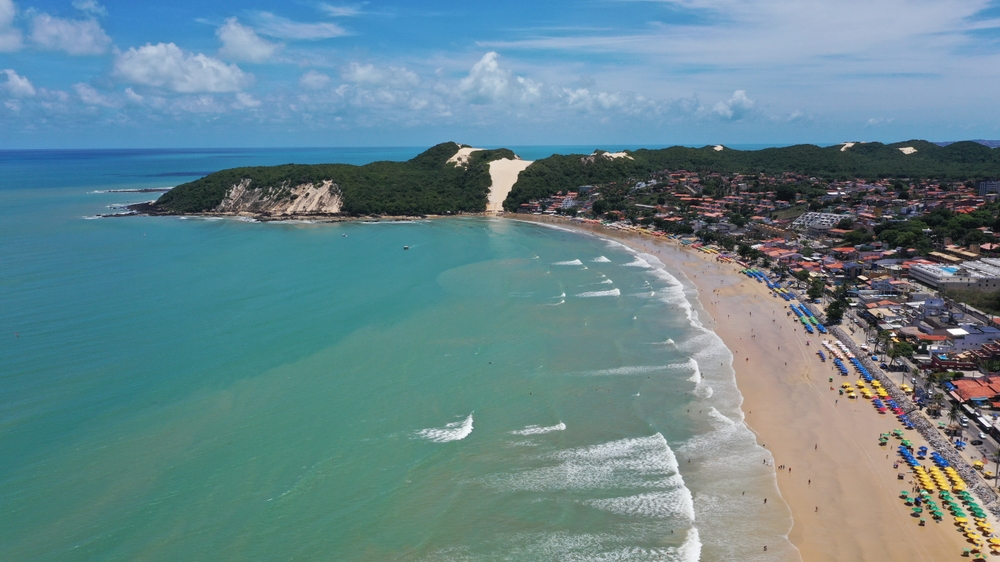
[155,143,512,216]
[503,140,1000,210]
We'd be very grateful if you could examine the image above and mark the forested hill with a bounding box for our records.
[503,140,1000,211]
[152,142,515,216]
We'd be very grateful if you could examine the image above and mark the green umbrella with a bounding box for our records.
[911,507,923,513]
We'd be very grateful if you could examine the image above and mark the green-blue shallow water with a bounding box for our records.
[0,149,795,561]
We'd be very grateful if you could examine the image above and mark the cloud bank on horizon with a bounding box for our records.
[0,0,999,147]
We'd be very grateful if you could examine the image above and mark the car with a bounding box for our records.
[979,432,988,439]
[972,440,984,446]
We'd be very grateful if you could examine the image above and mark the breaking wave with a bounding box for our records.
[575,288,620,298]
[510,422,567,436]
[415,414,474,443]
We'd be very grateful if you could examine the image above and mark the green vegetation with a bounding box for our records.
[155,143,512,216]
[505,140,1000,210]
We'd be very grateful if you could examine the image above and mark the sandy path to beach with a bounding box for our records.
[511,216,983,561]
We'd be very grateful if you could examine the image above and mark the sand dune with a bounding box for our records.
[487,158,533,213]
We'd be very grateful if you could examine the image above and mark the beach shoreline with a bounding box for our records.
[510,213,985,561]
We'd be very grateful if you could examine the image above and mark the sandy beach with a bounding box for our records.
[512,215,989,560]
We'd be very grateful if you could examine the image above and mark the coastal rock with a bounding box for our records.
[216,179,342,215]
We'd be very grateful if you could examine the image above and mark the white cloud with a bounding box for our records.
[233,92,261,108]
[319,4,362,17]
[457,52,540,105]
[254,12,347,40]
[72,0,106,17]
[0,0,23,52]
[30,13,111,55]
[712,90,755,120]
[124,87,143,103]
[217,18,281,63]
[114,43,253,93]
[74,83,118,107]
[866,117,894,126]
[343,62,419,87]
[299,70,331,90]
[2,68,35,97]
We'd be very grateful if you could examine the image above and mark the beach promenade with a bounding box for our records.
[512,214,996,560]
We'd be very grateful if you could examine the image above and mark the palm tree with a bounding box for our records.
[992,448,1000,489]
[947,404,962,435]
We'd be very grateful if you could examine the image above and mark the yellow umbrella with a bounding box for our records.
[990,538,1000,545]
[956,517,969,523]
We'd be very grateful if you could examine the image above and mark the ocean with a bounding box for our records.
[0,148,796,561]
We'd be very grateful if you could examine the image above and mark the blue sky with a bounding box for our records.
[1,0,1000,148]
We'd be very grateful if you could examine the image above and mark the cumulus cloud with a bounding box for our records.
[457,52,540,105]
[712,90,755,120]
[2,68,35,97]
[866,117,894,126]
[72,0,106,17]
[124,87,143,103]
[30,13,112,55]
[114,43,253,93]
[299,70,331,90]
[217,18,281,62]
[254,12,347,40]
[343,62,418,87]
[74,83,118,107]
[233,92,261,109]
[0,0,23,52]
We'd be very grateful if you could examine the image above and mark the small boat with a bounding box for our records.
[404,246,409,250]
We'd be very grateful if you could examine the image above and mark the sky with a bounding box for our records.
[1,0,999,148]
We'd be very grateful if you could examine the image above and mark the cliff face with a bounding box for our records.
[215,179,342,215]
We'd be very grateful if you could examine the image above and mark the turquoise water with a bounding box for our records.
[0,149,795,561]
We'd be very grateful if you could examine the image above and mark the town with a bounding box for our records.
[518,159,1000,466]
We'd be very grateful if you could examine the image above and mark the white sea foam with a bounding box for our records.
[553,259,584,266]
[575,288,620,298]
[592,256,612,263]
[600,279,614,284]
[511,422,566,436]
[483,433,697,527]
[622,257,652,268]
[686,359,714,399]
[576,364,685,376]
[472,530,699,562]
[415,414,474,443]
[586,490,695,519]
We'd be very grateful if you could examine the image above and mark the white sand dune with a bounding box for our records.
[713,145,724,152]
[447,146,483,167]
[840,142,855,152]
[487,158,533,212]
[898,146,917,155]
[603,151,633,160]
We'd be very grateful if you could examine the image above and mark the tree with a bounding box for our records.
[826,300,847,324]
[992,448,1000,488]
[889,341,914,365]
[775,185,797,201]
[874,330,891,357]
[836,217,855,230]
[947,404,962,433]
[807,278,825,300]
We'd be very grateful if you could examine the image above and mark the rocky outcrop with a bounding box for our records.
[216,179,342,215]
